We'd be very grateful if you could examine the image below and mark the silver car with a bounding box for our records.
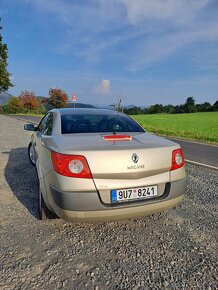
[24,108,186,222]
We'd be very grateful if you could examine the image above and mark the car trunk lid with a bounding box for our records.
[47,132,179,204]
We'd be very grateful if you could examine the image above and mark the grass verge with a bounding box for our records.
[10,113,44,117]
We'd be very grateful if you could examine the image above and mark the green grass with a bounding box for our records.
[132,112,218,144]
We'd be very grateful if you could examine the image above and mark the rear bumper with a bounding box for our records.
[49,178,186,222]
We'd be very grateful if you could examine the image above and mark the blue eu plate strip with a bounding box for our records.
[111,190,117,202]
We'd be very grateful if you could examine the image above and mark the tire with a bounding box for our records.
[39,190,55,220]
[28,142,36,166]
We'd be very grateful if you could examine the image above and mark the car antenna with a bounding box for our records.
[113,98,122,135]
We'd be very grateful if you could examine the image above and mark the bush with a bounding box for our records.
[3,97,22,114]
[33,104,47,115]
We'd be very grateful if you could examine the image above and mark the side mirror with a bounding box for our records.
[24,124,36,131]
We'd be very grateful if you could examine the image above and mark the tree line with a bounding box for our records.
[0,88,68,114]
[123,97,218,115]
[1,93,217,115]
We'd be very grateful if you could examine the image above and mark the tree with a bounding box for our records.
[185,96,195,106]
[184,97,196,113]
[18,90,40,111]
[0,18,13,92]
[196,102,212,112]
[124,106,142,115]
[172,105,185,114]
[5,96,21,113]
[163,104,174,113]
[148,104,163,114]
[48,88,68,108]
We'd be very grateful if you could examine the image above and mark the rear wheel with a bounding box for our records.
[39,190,55,220]
[28,142,36,166]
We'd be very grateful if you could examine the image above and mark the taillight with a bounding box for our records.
[170,148,185,171]
[51,152,92,179]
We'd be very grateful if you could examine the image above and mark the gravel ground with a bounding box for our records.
[0,114,217,290]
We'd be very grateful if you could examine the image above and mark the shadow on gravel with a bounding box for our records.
[4,147,39,219]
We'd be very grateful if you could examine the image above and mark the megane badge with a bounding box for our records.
[132,153,139,163]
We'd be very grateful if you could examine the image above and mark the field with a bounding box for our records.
[132,112,218,143]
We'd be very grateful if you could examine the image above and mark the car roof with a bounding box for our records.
[51,108,121,116]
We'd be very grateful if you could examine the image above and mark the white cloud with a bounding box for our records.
[94,79,111,94]
[118,0,210,25]
[127,22,218,71]
[114,0,218,72]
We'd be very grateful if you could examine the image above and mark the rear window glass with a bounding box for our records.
[61,113,145,134]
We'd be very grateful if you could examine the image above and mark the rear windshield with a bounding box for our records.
[61,113,145,134]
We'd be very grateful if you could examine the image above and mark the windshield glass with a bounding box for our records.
[61,113,145,134]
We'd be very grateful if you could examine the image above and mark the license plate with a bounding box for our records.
[111,185,158,203]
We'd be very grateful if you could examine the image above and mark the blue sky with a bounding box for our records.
[1,0,218,106]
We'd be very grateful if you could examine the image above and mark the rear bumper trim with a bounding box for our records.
[50,178,186,212]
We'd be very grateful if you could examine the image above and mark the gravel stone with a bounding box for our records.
[0,115,218,290]
[163,280,169,287]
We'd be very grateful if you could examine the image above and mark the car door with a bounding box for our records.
[35,113,54,178]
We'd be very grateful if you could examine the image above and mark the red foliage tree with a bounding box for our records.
[18,91,40,111]
[48,88,68,108]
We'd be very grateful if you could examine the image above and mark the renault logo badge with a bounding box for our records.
[132,153,139,163]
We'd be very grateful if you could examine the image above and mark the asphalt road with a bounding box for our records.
[166,137,218,169]
[11,114,218,170]
[1,114,217,290]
